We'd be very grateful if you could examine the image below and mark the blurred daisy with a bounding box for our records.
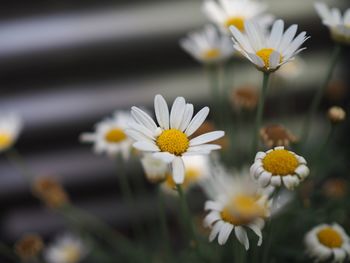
[230,19,309,73]
[0,113,22,153]
[15,234,44,261]
[203,0,273,34]
[141,154,169,183]
[126,94,224,184]
[250,146,309,190]
[80,111,133,160]
[304,223,350,263]
[231,85,259,111]
[180,25,234,64]
[202,167,271,249]
[45,234,88,263]
[161,155,210,194]
[275,57,305,80]
[314,3,350,45]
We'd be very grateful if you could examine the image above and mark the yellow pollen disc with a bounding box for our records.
[317,227,343,248]
[220,195,265,225]
[156,129,189,156]
[105,128,127,143]
[225,17,245,31]
[263,149,298,175]
[165,168,200,189]
[256,48,282,68]
[0,132,13,149]
[202,48,221,60]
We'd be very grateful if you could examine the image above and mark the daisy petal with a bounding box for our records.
[248,224,263,246]
[187,144,221,152]
[269,51,280,69]
[153,152,175,163]
[154,94,169,130]
[170,97,186,129]
[131,107,158,131]
[179,104,194,132]
[172,157,185,184]
[218,223,234,245]
[235,226,250,250]
[209,221,224,242]
[185,107,210,136]
[190,131,225,146]
[133,141,160,152]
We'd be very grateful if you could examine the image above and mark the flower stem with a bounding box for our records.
[116,156,144,240]
[157,187,172,261]
[300,45,342,144]
[252,72,270,155]
[207,65,222,127]
[176,185,201,257]
[0,242,18,262]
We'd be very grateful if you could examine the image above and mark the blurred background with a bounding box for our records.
[0,0,349,258]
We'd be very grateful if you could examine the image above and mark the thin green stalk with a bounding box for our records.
[207,65,222,127]
[262,189,280,263]
[0,242,18,262]
[252,72,270,156]
[176,185,201,257]
[157,187,172,261]
[116,156,144,240]
[300,45,342,144]
[6,148,34,182]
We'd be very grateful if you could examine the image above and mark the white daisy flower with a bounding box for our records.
[44,233,88,263]
[202,167,271,249]
[126,94,224,184]
[203,0,273,34]
[180,25,234,64]
[0,113,22,153]
[315,2,350,45]
[250,146,310,190]
[141,154,169,183]
[230,19,309,73]
[304,223,350,263]
[161,155,211,194]
[80,111,133,160]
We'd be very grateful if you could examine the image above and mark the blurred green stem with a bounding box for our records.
[207,65,222,127]
[300,45,342,144]
[176,185,201,257]
[116,156,144,240]
[252,72,270,156]
[0,242,18,262]
[157,187,172,261]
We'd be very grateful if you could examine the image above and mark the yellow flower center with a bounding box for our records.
[263,149,298,175]
[220,195,266,225]
[202,48,221,60]
[256,48,282,68]
[317,227,343,248]
[61,246,80,263]
[225,17,245,31]
[105,128,127,143]
[156,129,189,156]
[0,132,13,149]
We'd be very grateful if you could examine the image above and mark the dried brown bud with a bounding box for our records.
[260,124,297,148]
[14,234,44,260]
[327,80,347,101]
[231,85,258,111]
[327,106,346,123]
[32,177,69,208]
[323,178,347,199]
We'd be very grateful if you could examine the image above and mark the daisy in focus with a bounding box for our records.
[250,146,309,190]
[230,19,309,73]
[80,111,133,160]
[180,25,234,64]
[314,3,350,45]
[161,155,210,194]
[304,223,350,263]
[0,113,22,153]
[126,94,224,184]
[203,0,273,34]
[44,233,88,263]
[202,167,271,249]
